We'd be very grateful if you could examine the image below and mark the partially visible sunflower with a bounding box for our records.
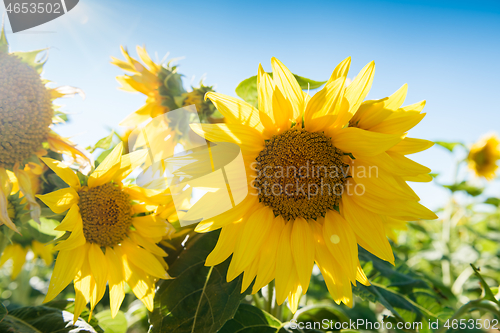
[37,143,174,322]
[467,133,500,181]
[187,57,437,312]
[111,46,185,127]
[0,26,90,233]
[0,240,54,279]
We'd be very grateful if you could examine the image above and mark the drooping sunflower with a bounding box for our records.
[467,133,499,181]
[0,239,54,279]
[188,57,437,312]
[36,143,174,321]
[111,46,185,127]
[0,27,90,233]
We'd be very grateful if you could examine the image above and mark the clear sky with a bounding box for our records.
[2,0,500,210]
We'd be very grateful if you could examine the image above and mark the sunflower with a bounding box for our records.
[36,143,174,322]
[0,27,90,233]
[187,57,437,312]
[0,240,54,279]
[467,133,500,181]
[111,46,185,127]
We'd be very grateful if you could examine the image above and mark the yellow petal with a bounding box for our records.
[88,244,108,311]
[190,123,264,154]
[287,269,303,313]
[105,247,126,318]
[37,187,79,214]
[356,261,371,286]
[275,221,294,305]
[369,112,425,134]
[327,57,351,83]
[270,88,293,131]
[11,244,28,279]
[195,194,256,233]
[342,195,394,264]
[230,207,274,277]
[311,221,353,307]
[132,215,171,240]
[14,167,41,223]
[45,243,87,303]
[252,216,285,294]
[241,257,259,293]
[53,218,85,252]
[271,57,304,121]
[41,157,81,189]
[0,245,14,267]
[129,231,167,257]
[88,142,124,188]
[205,92,264,132]
[121,247,155,311]
[205,221,244,266]
[31,240,54,266]
[257,64,279,132]
[322,210,358,283]
[55,204,80,231]
[338,61,375,126]
[388,137,434,155]
[304,77,345,133]
[0,182,20,233]
[387,151,431,175]
[121,239,169,279]
[73,252,93,323]
[291,217,314,293]
[331,127,402,157]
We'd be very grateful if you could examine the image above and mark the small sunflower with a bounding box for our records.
[188,57,437,312]
[36,143,174,322]
[111,46,185,127]
[0,27,90,233]
[0,240,54,279]
[467,133,499,181]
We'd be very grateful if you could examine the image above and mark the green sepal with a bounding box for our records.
[0,21,8,53]
[11,48,48,74]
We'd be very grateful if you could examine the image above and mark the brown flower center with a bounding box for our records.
[78,183,132,247]
[254,128,348,221]
[0,53,53,168]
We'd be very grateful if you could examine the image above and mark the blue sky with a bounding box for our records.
[2,0,500,209]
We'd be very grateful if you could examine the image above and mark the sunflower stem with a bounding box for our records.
[267,280,274,314]
[252,293,263,310]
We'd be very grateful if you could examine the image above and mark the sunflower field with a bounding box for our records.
[1,9,500,333]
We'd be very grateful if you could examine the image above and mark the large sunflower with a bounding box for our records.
[0,27,89,233]
[36,143,174,321]
[467,133,499,181]
[188,57,437,312]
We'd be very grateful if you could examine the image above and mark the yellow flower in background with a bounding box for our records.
[467,133,500,181]
[111,46,185,127]
[189,57,437,312]
[0,240,54,279]
[0,27,90,233]
[37,143,174,322]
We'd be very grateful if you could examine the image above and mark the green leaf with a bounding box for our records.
[0,305,98,333]
[88,131,115,154]
[434,141,463,152]
[235,73,326,107]
[149,231,249,333]
[470,264,500,307]
[94,310,127,333]
[0,302,7,322]
[11,49,48,74]
[484,197,500,207]
[443,181,484,197]
[219,304,281,333]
